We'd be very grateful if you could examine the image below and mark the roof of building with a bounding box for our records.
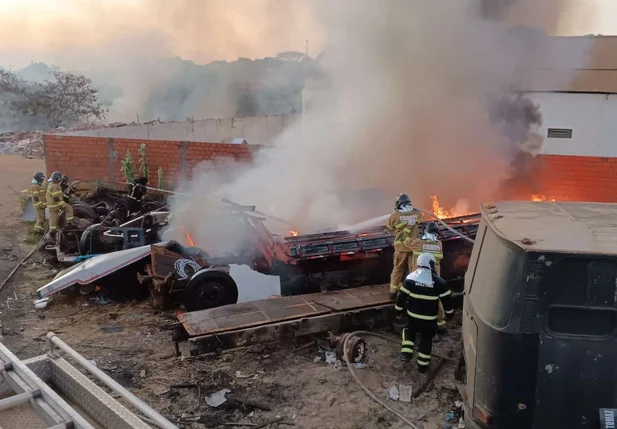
[527,35,617,93]
[483,201,617,255]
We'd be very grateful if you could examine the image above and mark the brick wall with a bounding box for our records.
[536,154,617,202]
[44,135,256,185]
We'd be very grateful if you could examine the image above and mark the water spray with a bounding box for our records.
[416,208,476,245]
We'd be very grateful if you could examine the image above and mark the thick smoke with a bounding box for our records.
[171,0,592,250]
[0,0,321,121]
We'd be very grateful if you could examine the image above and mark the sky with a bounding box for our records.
[0,0,615,69]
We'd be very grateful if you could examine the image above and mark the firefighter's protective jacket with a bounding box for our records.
[394,268,454,321]
[408,237,443,261]
[386,210,424,252]
[46,183,66,210]
[30,182,46,209]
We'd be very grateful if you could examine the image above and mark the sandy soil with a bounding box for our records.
[0,154,461,429]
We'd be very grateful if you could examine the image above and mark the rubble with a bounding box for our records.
[0,130,44,157]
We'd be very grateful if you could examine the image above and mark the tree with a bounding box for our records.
[235,92,259,117]
[15,71,106,128]
[275,51,308,62]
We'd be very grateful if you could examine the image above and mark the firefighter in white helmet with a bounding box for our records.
[394,252,454,372]
[386,193,424,299]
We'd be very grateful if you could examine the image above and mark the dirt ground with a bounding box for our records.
[0,154,462,429]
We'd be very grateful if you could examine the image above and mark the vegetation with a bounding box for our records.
[120,151,135,184]
[0,68,106,130]
[6,51,314,126]
[157,166,164,190]
[138,143,149,181]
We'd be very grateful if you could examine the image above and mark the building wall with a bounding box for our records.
[526,92,617,201]
[60,114,298,146]
[44,135,255,185]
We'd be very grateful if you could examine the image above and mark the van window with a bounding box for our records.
[548,306,616,337]
[469,229,522,328]
[549,258,617,308]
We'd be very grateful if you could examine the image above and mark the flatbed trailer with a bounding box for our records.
[258,212,481,295]
[173,284,393,355]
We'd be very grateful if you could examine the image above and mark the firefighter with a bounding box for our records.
[395,252,454,372]
[30,172,47,234]
[386,193,424,299]
[126,176,148,214]
[409,221,447,333]
[46,171,74,234]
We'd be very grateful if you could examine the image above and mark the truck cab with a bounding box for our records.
[460,201,617,429]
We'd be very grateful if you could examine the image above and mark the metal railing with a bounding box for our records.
[46,332,178,429]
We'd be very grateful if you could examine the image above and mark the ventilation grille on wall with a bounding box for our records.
[547,128,573,139]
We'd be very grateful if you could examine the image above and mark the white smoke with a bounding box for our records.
[171,0,593,251]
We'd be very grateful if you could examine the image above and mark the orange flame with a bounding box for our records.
[531,194,556,202]
[179,225,196,246]
[430,195,454,219]
[186,233,195,247]
[289,229,299,237]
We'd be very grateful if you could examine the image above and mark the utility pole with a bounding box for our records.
[305,40,309,57]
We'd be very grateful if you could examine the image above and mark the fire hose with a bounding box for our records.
[416,208,475,245]
[343,331,422,429]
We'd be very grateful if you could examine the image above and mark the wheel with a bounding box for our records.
[183,270,238,312]
[142,202,163,213]
[79,223,106,255]
[71,202,96,220]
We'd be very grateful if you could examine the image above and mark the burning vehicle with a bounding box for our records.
[36,198,479,312]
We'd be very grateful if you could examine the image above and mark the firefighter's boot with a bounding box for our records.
[417,364,429,374]
[398,353,412,363]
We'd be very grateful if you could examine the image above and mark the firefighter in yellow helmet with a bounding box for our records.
[30,172,47,234]
[386,193,424,299]
[409,222,448,333]
[46,171,74,235]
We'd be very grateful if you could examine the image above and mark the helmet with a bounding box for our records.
[48,171,63,183]
[417,252,436,270]
[395,193,412,210]
[425,222,439,235]
[33,172,45,183]
[134,176,148,185]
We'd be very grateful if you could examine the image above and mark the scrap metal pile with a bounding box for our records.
[34,181,169,264]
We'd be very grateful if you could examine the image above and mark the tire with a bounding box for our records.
[79,223,106,255]
[72,202,96,220]
[183,270,238,312]
[142,202,163,213]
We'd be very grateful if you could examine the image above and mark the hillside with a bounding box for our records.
[12,52,313,125]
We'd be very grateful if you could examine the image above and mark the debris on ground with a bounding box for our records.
[0,130,44,157]
[206,388,231,407]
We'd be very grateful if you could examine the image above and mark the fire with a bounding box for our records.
[289,229,299,237]
[179,225,196,246]
[430,195,455,219]
[531,194,556,202]
[186,233,195,247]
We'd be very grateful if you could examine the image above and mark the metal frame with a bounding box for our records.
[0,333,179,429]
[46,332,178,429]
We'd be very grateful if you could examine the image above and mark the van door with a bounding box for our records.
[462,223,486,408]
[534,258,617,429]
